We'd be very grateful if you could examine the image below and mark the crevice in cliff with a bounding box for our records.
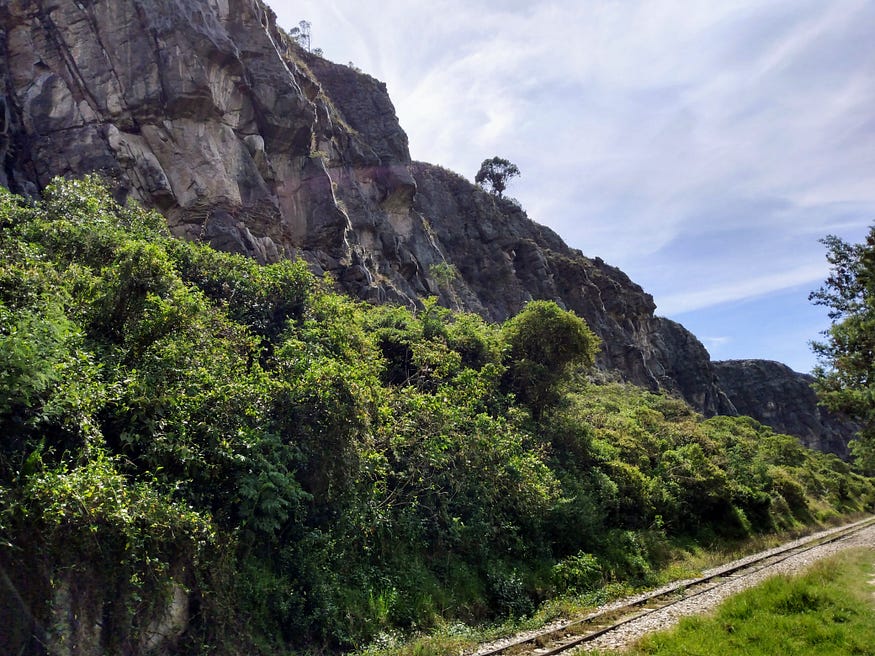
[33,3,104,122]
[131,1,171,119]
[78,1,133,120]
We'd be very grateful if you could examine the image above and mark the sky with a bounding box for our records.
[270,1,875,373]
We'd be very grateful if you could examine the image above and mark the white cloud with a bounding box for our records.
[699,335,732,357]
[655,262,829,315]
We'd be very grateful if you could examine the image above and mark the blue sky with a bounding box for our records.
[271,1,875,373]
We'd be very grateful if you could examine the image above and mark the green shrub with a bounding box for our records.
[487,567,534,618]
[502,300,599,417]
[552,551,604,594]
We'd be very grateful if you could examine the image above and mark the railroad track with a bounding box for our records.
[471,516,875,656]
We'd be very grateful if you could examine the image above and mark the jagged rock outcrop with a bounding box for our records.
[408,162,736,413]
[714,360,855,458]
[0,0,855,450]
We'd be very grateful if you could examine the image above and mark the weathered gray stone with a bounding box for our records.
[0,0,857,457]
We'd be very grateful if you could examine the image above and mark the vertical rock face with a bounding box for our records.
[0,0,856,453]
[1,0,344,266]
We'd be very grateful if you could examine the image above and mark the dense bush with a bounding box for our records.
[502,299,598,417]
[0,178,872,654]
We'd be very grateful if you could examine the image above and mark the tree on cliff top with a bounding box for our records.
[475,156,520,197]
[289,20,322,56]
[810,225,875,473]
[289,20,311,51]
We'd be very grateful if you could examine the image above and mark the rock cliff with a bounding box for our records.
[714,360,855,458]
[0,0,853,454]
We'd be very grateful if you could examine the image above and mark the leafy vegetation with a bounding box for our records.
[811,226,875,474]
[605,548,875,656]
[0,178,872,654]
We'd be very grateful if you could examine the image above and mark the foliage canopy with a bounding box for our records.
[0,178,871,654]
[502,300,599,417]
[475,156,520,197]
[810,226,875,473]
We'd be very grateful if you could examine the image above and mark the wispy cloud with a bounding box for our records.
[656,263,828,315]
[699,336,732,356]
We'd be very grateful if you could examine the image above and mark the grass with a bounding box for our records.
[597,547,875,655]
[353,522,872,656]
[647,514,871,586]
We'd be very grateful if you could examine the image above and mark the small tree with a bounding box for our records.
[809,226,875,473]
[475,157,520,198]
[502,300,599,418]
[289,20,311,52]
